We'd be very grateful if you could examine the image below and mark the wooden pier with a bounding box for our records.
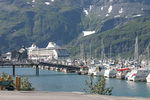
[0,61,79,76]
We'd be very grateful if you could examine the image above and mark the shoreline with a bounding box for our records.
[0,91,149,100]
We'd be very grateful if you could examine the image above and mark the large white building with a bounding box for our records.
[27,42,70,61]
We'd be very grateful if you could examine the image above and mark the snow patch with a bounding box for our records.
[45,2,50,5]
[89,5,93,11]
[51,0,55,2]
[83,31,96,36]
[101,7,104,10]
[108,5,112,13]
[125,16,129,18]
[119,8,123,14]
[106,14,109,16]
[32,0,35,3]
[109,0,113,2]
[26,2,30,4]
[114,15,120,18]
[83,9,88,16]
[133,14,141,17]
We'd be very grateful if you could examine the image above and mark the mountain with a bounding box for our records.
[0,0,150,58]
[67,16,150,59]
[0,0,86,52]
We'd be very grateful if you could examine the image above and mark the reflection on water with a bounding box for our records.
[0,68,150,97]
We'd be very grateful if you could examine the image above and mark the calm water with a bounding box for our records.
[0,67,150,97]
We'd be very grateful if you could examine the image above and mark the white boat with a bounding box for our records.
[93,66,106,76]
[93,66,101,76]
[116,68,130,79]
[78,66,88,75]
[62,68,76,73]
[146,73,150,83]
[125,72,131,80]
[104,69,117,78]
[88,67,96,75]
[128,69,149,81]
[55,67,60,72]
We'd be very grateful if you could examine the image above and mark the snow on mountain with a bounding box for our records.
[32,0,35,3]
[45,2,50,5]
[83,9,88,16]
[108,5,112,13]
[81,0,150,19]
[119,8,123,14]
[83,31,96,36]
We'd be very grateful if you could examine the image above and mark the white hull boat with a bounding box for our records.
[146,74,150,83]
[116,68,130,79]
[128,69,149,81]
[104,69,117,78]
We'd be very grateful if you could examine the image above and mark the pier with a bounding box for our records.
[0,60,80,76]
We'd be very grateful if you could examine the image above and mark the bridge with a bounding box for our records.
[0,60,80,76]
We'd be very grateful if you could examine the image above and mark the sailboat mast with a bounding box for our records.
[101,38,105,62]
[134,36,138,62]
[148,43,149,65]
[110,45,112,60]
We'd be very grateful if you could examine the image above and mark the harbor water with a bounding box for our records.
[0,67,150,97]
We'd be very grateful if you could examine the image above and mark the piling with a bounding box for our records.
[36,64,39,76]
[13,65,15,76]
[15,76,21,91]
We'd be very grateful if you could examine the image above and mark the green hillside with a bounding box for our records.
[0,0,86,53]
[0,0,150,59]
[67,16,150,59]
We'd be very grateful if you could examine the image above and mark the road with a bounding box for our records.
[0,91,149,100]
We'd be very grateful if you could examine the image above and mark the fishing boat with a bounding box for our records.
[104,68,117,78]
[116,68,130,79]
[125,72,131,80]
[55,67,60,72]
[88,67,96,75]
[128,69,149,81]
[78,66,88,75]
[146,73,150,83]
[62,68,76,73]
[93,66,101,76]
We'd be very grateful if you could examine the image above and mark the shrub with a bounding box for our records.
[21,76,35,91]
[83,75,113,95]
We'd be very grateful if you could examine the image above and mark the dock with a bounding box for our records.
[0,60,80,76]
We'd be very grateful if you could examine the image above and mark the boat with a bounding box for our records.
[128,69,149,81]
[146,73,150,83]
[104,68,117,78]
[88,67,96,75]
[116,68,130,79]
[55,67,60,72]
[93,66,106,76]
[125,72,131,80]
[93,66,101,76]
[62,68,76,73]
[78,66,88,75]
